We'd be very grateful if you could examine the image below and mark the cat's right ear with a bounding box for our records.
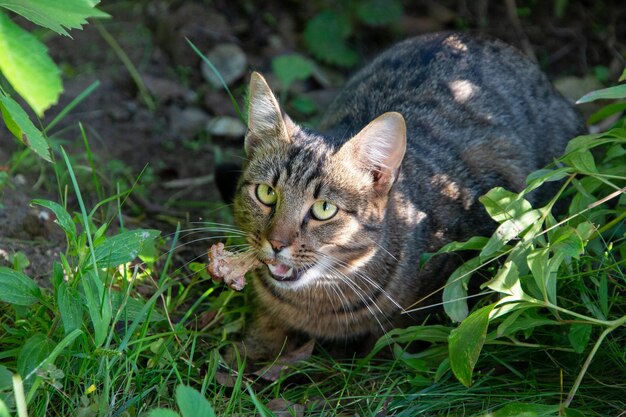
[245,72,290,156]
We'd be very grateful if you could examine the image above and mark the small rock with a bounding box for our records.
[206,116,247,139]
[201,44,247,88]
[169,106,211,139]
[142,74,188,103]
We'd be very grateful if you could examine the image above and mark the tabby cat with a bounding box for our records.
[231,32,585,362]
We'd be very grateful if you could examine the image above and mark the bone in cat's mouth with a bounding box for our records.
[265,261,302,282]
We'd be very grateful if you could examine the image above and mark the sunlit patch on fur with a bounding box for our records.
[443,34,468,52]
[449,79,477,103]
[431,173,461,199]
[391,193,426,227]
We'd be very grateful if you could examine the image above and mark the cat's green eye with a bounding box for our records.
[255,184,277,206]
[311,201,338,221]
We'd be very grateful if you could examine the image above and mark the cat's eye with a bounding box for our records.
[310,201,338,221]
[255,184,277,206]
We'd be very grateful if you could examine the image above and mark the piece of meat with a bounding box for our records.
[207,243,261,291]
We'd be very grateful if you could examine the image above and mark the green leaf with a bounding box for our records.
[290,95,317,115]
[491,402,559,416]
[82,270,111,347]
[443,257,482,322]
[149,410,181,417]
[527,248,564,304]
[92,229,160,268]
[31,199,77,241]
[271,54,314,89]
[562,150,598,173]
[0,0,109,37]
[17,333,53,378]
[304,11,358,68]
[434,236,489,255]
[0,366,11,390]
[484,261,524,299]
[356,0,403,26]
[568,323,592,353]
[57,281,84,334]
[551,227,584,258]
[448,304,494,387]
[480,209,541,258]
[479,187,533,223]
[0,398,8,417]
[0,93,51,161]
[587,101,626,125]
[0,11,62,116]
[176,385,216,417]
[525,167,571,193]
[576,83,626,103]
[0,267,41,306]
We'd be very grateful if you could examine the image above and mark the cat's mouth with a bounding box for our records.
[264,260,302,282]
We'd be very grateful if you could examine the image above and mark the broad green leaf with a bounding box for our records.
[0,11,62,116]
[17,333,53,378]
[433,236,489,255]
[587,101,626,125]
[525,167,571,193]
[562,150,597,173]
[0,93,51,161]
[479,187,533,223]
[490,402,559,416]
[568,323,592,353]
[551,227,584,258]
[304,11,358,68]
[31,199,76,241]
[0,267,41,306]
[82,271,111,347]
[448,304,494,387]
[576,83,626,103]
[484,261,524,299]
[527,247,549,300]
[356,0,403,26]
[0,366,11,390]
[372,325,451,355]
[176,385,216,417]
[497,309,558,338]
[0,0,109,37]
[57,281,84,334]
[271,54,315,89]
[0,398,8,417]
[480,209,541,257]
[24,329,81,380]
[149,410,181,417]
[92,229,160,268]
[443,257,482,322]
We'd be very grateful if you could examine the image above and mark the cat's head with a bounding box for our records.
[234,72,406,289]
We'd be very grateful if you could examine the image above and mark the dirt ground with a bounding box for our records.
[1,0,625,281]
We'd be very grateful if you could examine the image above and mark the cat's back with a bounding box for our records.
[321,32,584,203]
[321,32,583,166]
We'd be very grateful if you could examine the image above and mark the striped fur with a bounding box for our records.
[233,32,585,362]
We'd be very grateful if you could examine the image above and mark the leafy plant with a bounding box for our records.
[303,0,403,68]
[418,81,626,410]
[0,0,107,160]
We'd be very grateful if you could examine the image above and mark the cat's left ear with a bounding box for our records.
[339,112,407,193]
[245,72,292,155]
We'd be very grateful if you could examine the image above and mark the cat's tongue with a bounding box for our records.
[267,262,295,281]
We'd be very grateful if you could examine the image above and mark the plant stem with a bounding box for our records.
[564,314,626,407]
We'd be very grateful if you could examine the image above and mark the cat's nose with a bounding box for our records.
[268,239,288,253]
